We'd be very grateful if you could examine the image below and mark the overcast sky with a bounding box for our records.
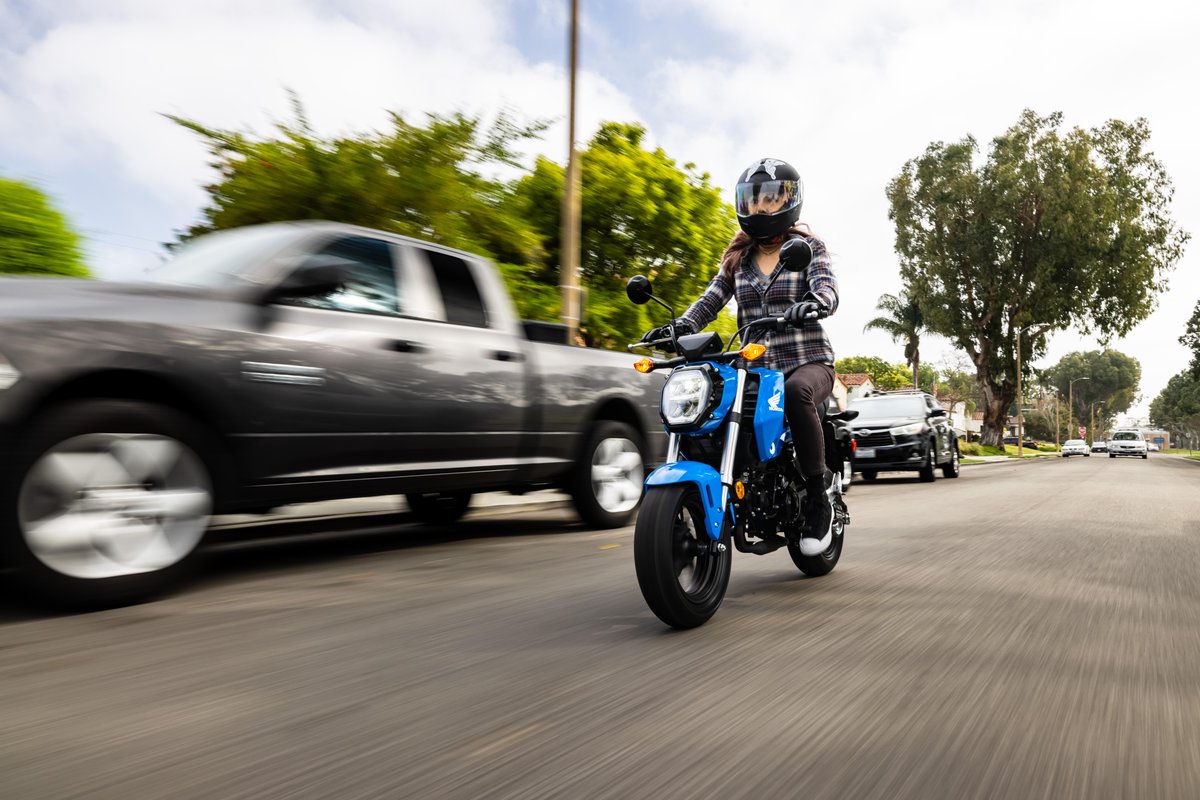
[2,0,1196,422]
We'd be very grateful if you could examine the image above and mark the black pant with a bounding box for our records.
[784,362,835,478]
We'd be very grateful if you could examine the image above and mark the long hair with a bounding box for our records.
[718,223,818,281]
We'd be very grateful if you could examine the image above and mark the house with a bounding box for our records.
[830,373,850,411]
[838,373,875,402]
[940,399,971,439]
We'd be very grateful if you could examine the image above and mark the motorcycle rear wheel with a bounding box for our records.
[634,485,731,629]
[788,509,844,577]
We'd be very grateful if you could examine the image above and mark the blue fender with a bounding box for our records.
[645,461,730,541]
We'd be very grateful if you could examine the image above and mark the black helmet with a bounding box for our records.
[734,158,803,241]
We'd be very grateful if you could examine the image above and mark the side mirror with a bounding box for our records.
[626,275,653,305]
[260,258,355,305]
[778,238,813,273]
[930,408,947,417]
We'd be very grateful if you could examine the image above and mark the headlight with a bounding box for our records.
[661,368,713,427]
[891,422,924,436]
[0,353,19,391]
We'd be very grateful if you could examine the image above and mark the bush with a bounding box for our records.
[959,442,985,456]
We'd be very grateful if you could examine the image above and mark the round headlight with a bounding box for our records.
[661,368,713,426]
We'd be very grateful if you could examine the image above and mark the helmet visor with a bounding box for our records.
[734,179,800,217]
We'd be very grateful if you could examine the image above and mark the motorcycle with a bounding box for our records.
[627,238,857,629]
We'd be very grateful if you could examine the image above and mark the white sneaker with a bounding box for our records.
[798,529,832,556]
[798,491,834,556]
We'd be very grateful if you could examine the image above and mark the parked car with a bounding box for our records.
[1108,430,1148,459]
[1090,439,1109,453]
[1061,439,1090,457]
[1147,441,1161,452]
[846,390,959,483]
[0,221,668,607]
[1003,435,1040,450]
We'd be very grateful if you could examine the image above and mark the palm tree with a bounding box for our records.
[863,291,924,390]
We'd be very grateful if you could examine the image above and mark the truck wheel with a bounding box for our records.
[571,421,645,529]
[919,444,937,482]
[941,444,961,478]
[405,491,472,526]
[2,400,215,610]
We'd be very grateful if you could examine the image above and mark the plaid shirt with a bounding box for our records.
[679,235,838,374]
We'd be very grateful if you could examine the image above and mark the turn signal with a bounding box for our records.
[734,481,745,500]
[633,357,654,373]
[740,343,767,361]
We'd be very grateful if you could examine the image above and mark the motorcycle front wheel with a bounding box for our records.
[634,484,731,629]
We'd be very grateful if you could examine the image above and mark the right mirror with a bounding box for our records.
[779,238,813,273]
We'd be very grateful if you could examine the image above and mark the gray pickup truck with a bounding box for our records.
[0,221,666,606]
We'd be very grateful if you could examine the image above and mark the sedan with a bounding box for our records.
[1090,440,1109,453]
[1061,439,1090,457]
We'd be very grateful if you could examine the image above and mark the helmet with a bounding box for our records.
[734,158,803,241]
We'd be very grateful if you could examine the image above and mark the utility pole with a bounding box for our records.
[1016,329,1023,457]
[1068,376,1090,443]
[1055,396,1061,456]
[559,0,583,344]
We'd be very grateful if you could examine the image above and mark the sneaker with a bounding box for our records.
[798,490,833,556]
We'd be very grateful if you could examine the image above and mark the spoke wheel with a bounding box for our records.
[634,485,730,629]
[942,444,961,478]
[571,421,645,529]
[4,400,216,609]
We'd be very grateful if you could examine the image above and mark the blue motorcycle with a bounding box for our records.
[627,239,856,629]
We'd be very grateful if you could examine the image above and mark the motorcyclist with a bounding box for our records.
[641,157,839,555]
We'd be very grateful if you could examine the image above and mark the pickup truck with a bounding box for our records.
[0,221,666,607]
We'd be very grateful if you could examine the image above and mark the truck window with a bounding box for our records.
[289,236,402,316]
[426,251,488,328]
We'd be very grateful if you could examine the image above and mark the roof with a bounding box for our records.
[838,373,872,386]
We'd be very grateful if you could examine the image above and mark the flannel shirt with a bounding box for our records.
[679,235,838,374]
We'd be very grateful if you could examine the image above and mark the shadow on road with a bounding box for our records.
[0,507,584,621]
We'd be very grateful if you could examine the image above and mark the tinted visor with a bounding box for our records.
[734,179,800,216]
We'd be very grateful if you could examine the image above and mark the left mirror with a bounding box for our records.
[626,275,653,305]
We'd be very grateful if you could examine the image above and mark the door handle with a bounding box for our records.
[492,350,524,362]
[388,340,426,353]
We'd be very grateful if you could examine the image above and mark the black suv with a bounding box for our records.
[846,390,960,483]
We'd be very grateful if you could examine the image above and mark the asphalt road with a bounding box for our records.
[2,456,1199,799]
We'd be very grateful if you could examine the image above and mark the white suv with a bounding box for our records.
[1108,430,1148,459]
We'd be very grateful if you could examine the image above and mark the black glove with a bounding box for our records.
[784,301,827,325]
[641,319,692,343]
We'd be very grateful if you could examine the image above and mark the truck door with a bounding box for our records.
[399,244,529,476]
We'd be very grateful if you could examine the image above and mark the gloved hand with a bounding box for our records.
[641,319,692,342]
[784,300,827,325]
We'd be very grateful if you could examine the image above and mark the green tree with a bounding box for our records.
[1150,370,1200,450]
[863,290,924,390]
[1181,299,1200,379]
[1043,350,1141,440]
[0,177,89,277]
[511,123,738,348]
[887,110,1188,446]
[835,356,916,391]
[168,92,548,266]
[934,367,978,416]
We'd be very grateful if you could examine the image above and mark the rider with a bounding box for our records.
[641,157,839,556]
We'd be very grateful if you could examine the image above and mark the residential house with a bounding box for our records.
[838,373,875,402]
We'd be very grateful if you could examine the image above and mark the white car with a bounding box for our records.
[1061,439,1090,457]
[1108,430,1148,459]
[1090,440,1109,453]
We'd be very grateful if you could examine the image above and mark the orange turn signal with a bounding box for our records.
[734,481,746,500]
[740,343,767,361]
[633,357,654,373]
